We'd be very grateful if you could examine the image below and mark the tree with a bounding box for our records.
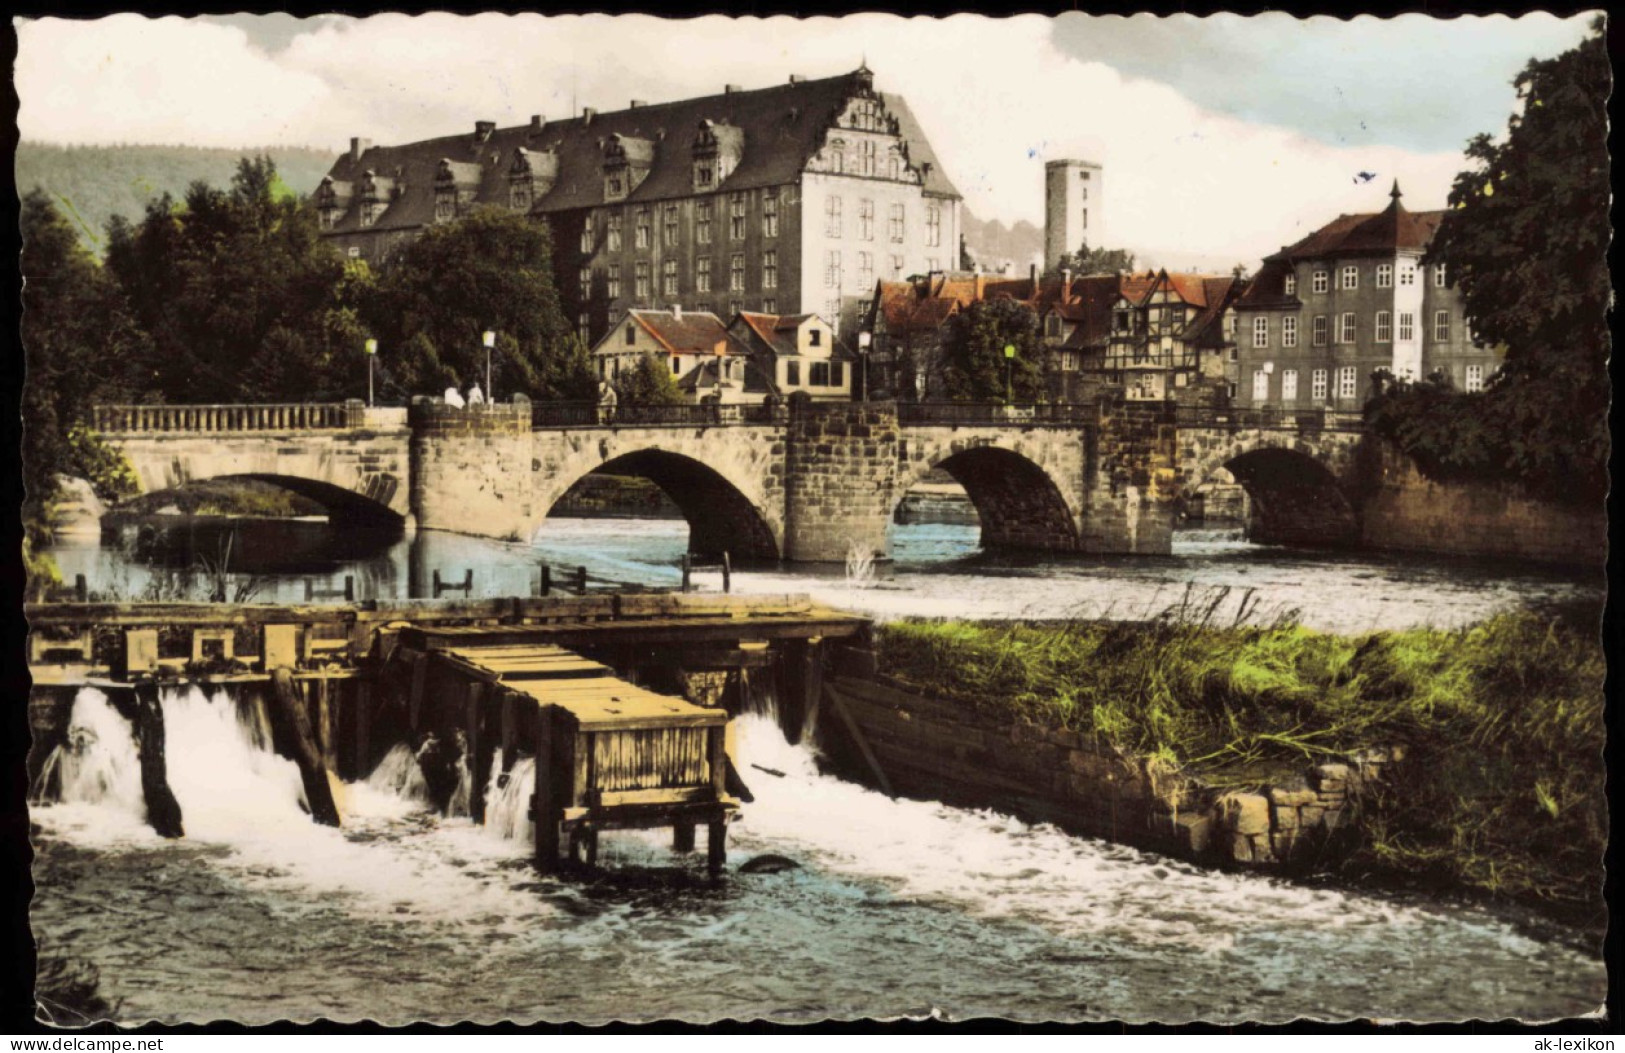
[369,206,593,401]
[105,156,364,403]
[1049,239,1135,278]
[938,299,1051,402]
[1370,20,1609,504]
[958,233,976,272]
[20,190,149,545]
[612,353,686,406]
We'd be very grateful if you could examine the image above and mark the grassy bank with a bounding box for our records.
[116,478,324,518]
[875,604,1605,912]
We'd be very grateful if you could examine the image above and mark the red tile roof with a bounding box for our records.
[628,309,752,357]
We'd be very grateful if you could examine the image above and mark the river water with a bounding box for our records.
[32,513,1607,1023]
[29,686,1606,1025]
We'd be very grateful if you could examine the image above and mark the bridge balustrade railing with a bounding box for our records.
[896,402,1093,426]
[531,402,788,428]
[94,403,356,433]
[1173,406,1367,433]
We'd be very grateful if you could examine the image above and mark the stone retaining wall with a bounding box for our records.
[824,672,1400,874]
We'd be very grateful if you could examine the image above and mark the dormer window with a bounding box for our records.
[603,134,655,202]
[434,191,456,223]
[508,147,555,213]
[691,120,743,192]
[510,184,531,212]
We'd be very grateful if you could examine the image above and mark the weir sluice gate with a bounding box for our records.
[27,594,871,877]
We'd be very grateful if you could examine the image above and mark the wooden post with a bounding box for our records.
[500,691,518,775]
[305,579,315,602]
[826,684,895,799]
[796,638,824,748]
[673,823,696,852]
[270,667,341,827]
[408,651,429,733]
[707,821,727,876]
[540,565,552,597]
[462,569,473,595]
[681,554,692,593]
[74,574,87,602]
[353,681,373,780]
[575,566,588,596]
[131,681,184,838]
[465,681,488,823]
[721,552,731,594]
[533,706,559,872]
[432,569,443,597]
[317,674,338,774]
[344,575,355,602]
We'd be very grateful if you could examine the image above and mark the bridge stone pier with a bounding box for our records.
[95,399,1387,564]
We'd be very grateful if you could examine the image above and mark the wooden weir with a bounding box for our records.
[413,628,739,875]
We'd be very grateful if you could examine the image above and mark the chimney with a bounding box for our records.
[582,107,597,125]
[921,161,933,178]
[630,99,647,109]
[1062,267,1073,290]
[788,74,805,84]
[671,303,682,320]
[475,120,496,142]
[349,137,371,162]
[724,84,742,94]
[1029,262,1038,283]
[528,114,544,135]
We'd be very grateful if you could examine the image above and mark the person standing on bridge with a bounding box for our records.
[467,383,485,406]
[443,385,466,408]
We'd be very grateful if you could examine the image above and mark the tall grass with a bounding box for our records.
[875,606,1605,910]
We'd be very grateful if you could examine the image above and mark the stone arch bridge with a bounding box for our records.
[93,400,1381,563]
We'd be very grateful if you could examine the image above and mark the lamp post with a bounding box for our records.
[857,331,872,402]
[1004,342,1017,404]
[364,338,378,407]
[482,330,496,400]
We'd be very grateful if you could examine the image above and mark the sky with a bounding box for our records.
[13,12,1598,265]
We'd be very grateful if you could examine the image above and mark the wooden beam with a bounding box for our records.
[825,683,894,799]
[270,667,341,827]
[533,706,559,872]
[465,681,489,823]
[408,651,429,733]
[131,681,184,838]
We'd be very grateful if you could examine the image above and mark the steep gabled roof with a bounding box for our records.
[624,309,751,357]
[322,70,961,235]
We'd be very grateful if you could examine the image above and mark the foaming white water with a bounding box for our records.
[366,743,430,804]
[39,689,145,816]
[483,751,536,843]
[33,686,550,925]
[725,715,1546,957]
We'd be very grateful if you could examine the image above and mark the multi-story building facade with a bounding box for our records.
[1231,183,1497,411]
[315,66,961,346]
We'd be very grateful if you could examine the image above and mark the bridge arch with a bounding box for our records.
[1181,430,1365,547]
[529,431,785,562]
[895,435,1084,555]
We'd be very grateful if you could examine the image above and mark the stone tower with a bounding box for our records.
[1044,159,1104,270]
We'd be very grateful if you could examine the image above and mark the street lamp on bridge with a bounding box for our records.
[1004,342,1017,404]
[364,338,378,407]
[482,330,497,400]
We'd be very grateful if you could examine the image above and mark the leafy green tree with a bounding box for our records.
[104,156,363,403]
[1369,20,1609,504]
[938,299,1051,402]
[958,234,976,272]
[612,353,686,406]
[368,206,593,401]
[20,190,149,545]
[1049,239,1135,278]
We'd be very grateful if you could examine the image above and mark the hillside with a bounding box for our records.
[960,210,1044,273]
[16,141,338,255]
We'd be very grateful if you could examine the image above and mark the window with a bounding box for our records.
[606,264,622,300]
[809,329,823,348]
[858,139,876,176]
[625,324,637,346]
[729,300,741,318]
[811,362,830,386]
[1434,264,1447,288]
[729,193,747,240]
[730,254,745,292]
[1465,364,1484,392]
[831,361,845,388]
[1312,271,1329,294]
[762,298,776,314]
[1337,366,1357,400]
[1282,315,1298,348]
[435,196,455,223]
[1433,310,1450,342]
[825,297,841,325]
[1312,315,1328,346]
[634,261,651,299]
[579,266,591,299]
[634,209,651,249]
[696,201,713,245]
[580,223,594,254]
[1252,316,1269,349]
[824,196,843,238]
[786,361,800,386]
[347,246,361,258]
[696,258,711,293]
[578,314,590,343]
[663,206,679,247]
[1399,262,1416,286]
[1311,368,1328,401]
[926,205,942,247]
[1376,263,1393,289]
[695,164,713,189]
[825,250,842,289]
[889,203,905,242]
[1081,208,1088,231]
[888,155,900,180]
[857,251,873,288]
[607,213,623,252]
[1338,312,1356,344]
[671,356,681,374]
[762,191,779,239]
[859,199,874,241]
[763,250,777,290]
[1252,370,1270,402]
[662,259,678,297]
[1397,311,1415,342]
[1284,272,1297,296]
[1282,369,1299,401]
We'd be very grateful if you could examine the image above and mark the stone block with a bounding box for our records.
[1229,833,1254,863]
[1269,786,1317,807]
[124,628,160,677]
[1250,834,1275,864]
[1175,811,1213,856]
[262,624,301,671]
[1299,805,1325,828]
[1222,792,1271,836]
[1272,804,1299,830]
[1271,830,1297,859]
[1312,763,1350,792]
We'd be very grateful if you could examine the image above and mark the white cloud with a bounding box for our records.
[17,12,1488,264]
